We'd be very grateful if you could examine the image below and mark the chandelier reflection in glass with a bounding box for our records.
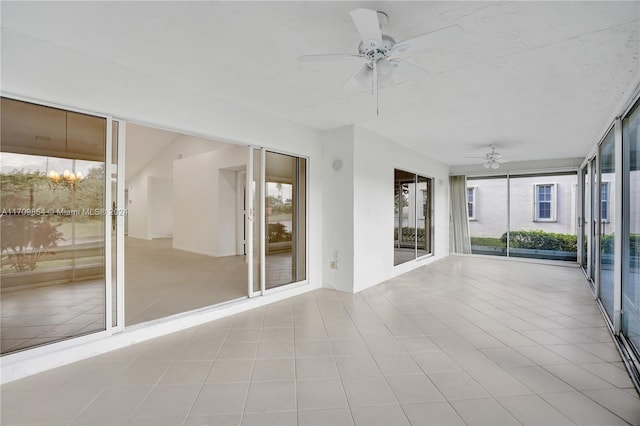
[48,169,83,190]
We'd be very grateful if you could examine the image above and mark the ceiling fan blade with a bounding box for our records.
[350,8,383,49]
[388,58,429,81]
[391,24,463,55]
[298,54,364,62]
[342,64,372,88]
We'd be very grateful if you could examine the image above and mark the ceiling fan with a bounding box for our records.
[297,8,462,113]
[467,145,504,169]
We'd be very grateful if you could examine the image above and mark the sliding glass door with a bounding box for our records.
[394,169,433,266]
[599,129,616,321]
[623,100,640,350]
[0,97,114,354]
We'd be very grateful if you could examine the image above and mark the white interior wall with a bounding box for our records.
[148,177,173,238]
[126,175,149,240]
[352,126,450,293]
[219,169,239,257]
[321,126,355,293]
[173,145,246,257]
[126,135,217,240]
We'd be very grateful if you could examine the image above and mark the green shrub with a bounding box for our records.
[470,237,505,247]
[601,233,640,256]
[394,227,426,243]
[266,222,291,243]
[501,230,577,252]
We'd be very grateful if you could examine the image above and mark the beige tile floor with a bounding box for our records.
[2,255,639,425]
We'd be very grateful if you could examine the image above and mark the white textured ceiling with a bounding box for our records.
[2,1,639,166]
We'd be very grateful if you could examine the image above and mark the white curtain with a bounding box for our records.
[449,175,472,254]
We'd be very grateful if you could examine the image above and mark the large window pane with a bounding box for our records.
[509,174,577,261]
[600,129,615,321]
[1,97,106,354]
[467,176,508,257]
[264,151,306,289]
[394,169,433,265]
[623,100,640,349]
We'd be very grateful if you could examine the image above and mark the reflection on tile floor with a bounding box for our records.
[2,256,639,425]
[0,279,105,354]
[125,238,248,325]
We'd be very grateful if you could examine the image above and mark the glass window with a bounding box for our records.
[599,128,616,322]
[467,187,476,220]
[601,182,609,222]
[623,99,640,351]
[394,169,433,265]
[534,184,556,221]
[1,97,107,355]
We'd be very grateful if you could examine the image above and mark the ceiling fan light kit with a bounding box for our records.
[297,8,462,115]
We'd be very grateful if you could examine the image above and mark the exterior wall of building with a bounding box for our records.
[468,174,578,239]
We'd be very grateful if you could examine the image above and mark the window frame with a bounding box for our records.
[600,181,610,223]
[533,183,558,222]
[467,186,477,221]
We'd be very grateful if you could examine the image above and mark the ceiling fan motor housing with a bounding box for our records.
[358,35,395,60]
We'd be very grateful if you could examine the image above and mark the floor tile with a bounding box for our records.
[466,365,533,397]
[295,340,333,358]
[252,358,295,382]
[296,357,339,380]
[184,413,242,425]
[257,340,295,359]
[244,380,296,412]
[497,394,574,425]
[451,397,520,426]
[218,342,259,360]
[427,371,490,400]
[113,361,171,385]
[298,408,354,426]
[579,362,636,388]
[402,401,466,425]
[133,384,200,418]
[543,363,615,390]
[335,355,383,379]
[386,374,445,403]
[350,405,409,425]
[160,360,213,385]
[241,411,297,425]
[329,339,369,357]
[413,350,462,373]
[74,385,152,422]
[206,359,254,383]
[190,383,250,415]
[373,352,422,375]
[296,378,348,410]
[540,391,628,425]
[508,366,574,393]
[342,376,398,407]
[582,388,640,425]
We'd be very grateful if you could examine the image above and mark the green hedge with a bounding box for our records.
[470,237,504,247]
[501,230,577,252]
[601,233,640,256]
[394,227,426,243]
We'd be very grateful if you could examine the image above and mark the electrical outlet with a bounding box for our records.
[330,260,338,269]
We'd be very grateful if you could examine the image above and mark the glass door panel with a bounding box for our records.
[581,165,589,273]
[599,129,616,321]
[590,157,598,282]
[416,175,432,257]
[623,100,640,349]
[251,148,263,294]
[467,176,508,257]
[0,97,107,354]
[264,151,306,289]
[394,170,416,265]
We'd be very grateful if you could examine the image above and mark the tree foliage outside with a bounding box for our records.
[1,166,104,272]
[1,216,64,272]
